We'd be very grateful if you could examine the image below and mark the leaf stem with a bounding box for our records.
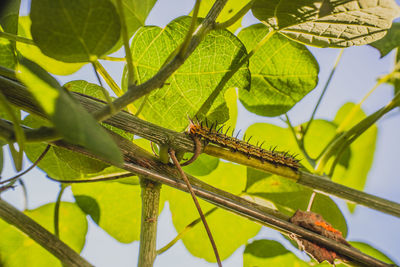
[304,48,344,136]
[54,184,67,238]
[91,62,115,113]
[215,0,256,29]
[284,114,315,167]
[138,178,161,267]
[0,31,35,45]
[178,0,201,59]
[116,0,135,86]
[99,56,126,62]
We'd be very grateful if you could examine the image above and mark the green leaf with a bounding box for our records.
[30,0,121,62]
[165,162,261,262]
[0,202,87,267]
[109,0,157,52]
[370,23,400,58]
[191,0,252,32]
[243,239,309,267]
[17,16,83,75]
[349,241,395,264]
[332,103,377,212]
[124,16,250,131]
[252,0,400,47]
[182,153,219,176]
[238,24,319,116]
[0,33,16,69]
[64,80,107,100]
[72,181,163,243]
[17,57,123,165]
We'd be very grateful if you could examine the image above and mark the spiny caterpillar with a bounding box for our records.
[187,119,300,171]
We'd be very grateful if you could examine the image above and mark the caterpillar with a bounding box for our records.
[187,118,300,171]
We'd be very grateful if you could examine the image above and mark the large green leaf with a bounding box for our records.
[370,22,400,57]
[72,181,163,243]
[165,162,261,262]
[0,33,16,69]
[238,24,319,116]
[17,17,83,75]
[17,57,123,165]
[124,16,250,131]
[0,202,87,267]
[191,0,252,32]
[252,0,400,47]
[332,103,377,211]
[30,0,121,62]
[243,239,309,267]
[109,0,157,52]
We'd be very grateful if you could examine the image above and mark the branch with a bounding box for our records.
[0,199,92,267]
[1,80,400,218]
[0,116,393,266]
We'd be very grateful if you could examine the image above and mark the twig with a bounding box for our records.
[169,149,222,266]
[214,0,256,29]
[0,144,51,185]
[54,184,66,238]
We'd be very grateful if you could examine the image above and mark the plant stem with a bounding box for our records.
[215,0,255,29]
[99,56,126,61]
[304,49,344,136]
[0,199,93,267]
[116,0,135,86]
[138,178,161,267]
[178,0,201,59]
[0,31,35,45]
[54,184,67,238]
[91,62,115,113]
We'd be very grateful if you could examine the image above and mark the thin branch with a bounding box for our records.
[0,199,93,267]
[169,149,222,266]
[0,144,51,185]
[304,49,344,136]
[91,62,115,113]
[54,184,66,238]
[178,0,201,59]
[0,31,35,45]
[116,0,135,86]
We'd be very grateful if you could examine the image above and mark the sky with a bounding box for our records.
[2,0,400,266]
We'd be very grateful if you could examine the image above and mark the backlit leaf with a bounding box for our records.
[238,24,319,116]
[252,0,400,47]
